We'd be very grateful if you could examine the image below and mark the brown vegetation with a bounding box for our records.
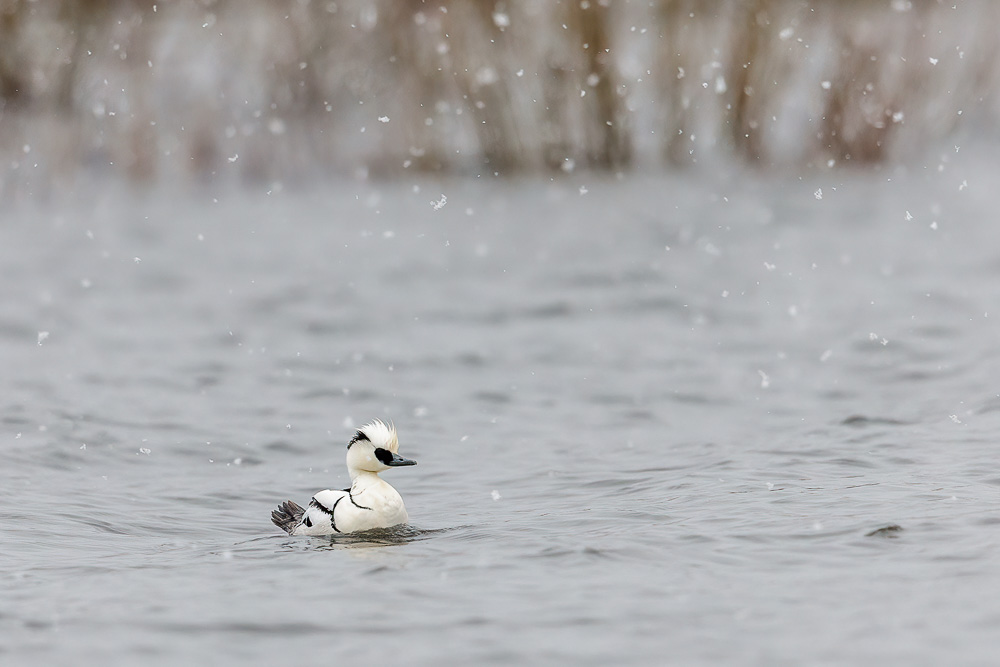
[0,0,997,193]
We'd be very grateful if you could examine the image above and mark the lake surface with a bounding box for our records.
[3,152,1000,665]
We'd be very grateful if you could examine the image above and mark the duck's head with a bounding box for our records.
[346,419,417,474]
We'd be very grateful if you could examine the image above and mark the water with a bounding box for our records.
[3,155,1000,665]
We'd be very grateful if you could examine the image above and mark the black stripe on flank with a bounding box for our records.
[309,499,331,517]
[310,496,344,533]
[330,497,343,533]
[347,430,370,449]
[349,491,373,511]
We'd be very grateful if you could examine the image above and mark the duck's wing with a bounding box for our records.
[295,488,350,535]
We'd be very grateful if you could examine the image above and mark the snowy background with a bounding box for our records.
[1,0,999,198]
[4,2,1000,666]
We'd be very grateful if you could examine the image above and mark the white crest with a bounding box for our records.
[356,419,399,453]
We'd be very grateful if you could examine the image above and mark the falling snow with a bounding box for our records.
[1,6,999,664]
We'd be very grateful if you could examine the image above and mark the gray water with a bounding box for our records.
[3,155,1000,665]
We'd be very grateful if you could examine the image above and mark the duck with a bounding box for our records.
[271,419,416,535]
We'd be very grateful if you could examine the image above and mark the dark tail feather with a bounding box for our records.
[271,500,305,534]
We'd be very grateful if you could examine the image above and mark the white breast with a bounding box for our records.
[337,480,408,533]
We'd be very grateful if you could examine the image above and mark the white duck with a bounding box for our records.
[272,419,416,535]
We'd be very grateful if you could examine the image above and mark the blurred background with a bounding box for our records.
[2,0,999,199]
[7,3,1000,666]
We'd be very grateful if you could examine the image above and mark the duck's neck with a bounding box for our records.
[348,469,383,490]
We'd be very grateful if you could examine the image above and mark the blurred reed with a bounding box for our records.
[0,0,997,196]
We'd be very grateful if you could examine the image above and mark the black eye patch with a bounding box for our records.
[374,447,394,465]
